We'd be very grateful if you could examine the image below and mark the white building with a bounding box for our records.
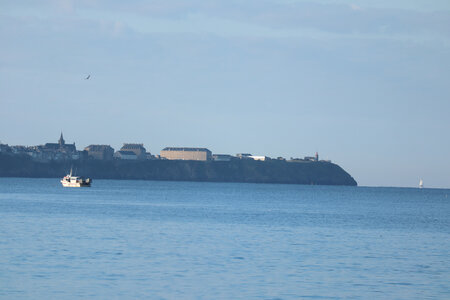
[249,155,270,161]
[212,154,234,161]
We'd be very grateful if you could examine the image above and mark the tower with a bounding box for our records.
[58,132,65,146]
[315,152,319,161]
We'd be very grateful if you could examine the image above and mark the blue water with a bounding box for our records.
[0,178,449,299]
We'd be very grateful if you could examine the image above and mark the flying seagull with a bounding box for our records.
[85,75,91,80]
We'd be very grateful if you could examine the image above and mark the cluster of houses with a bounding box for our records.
[0,133,330,163]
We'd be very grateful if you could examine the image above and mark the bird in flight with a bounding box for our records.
[85,75,91,80]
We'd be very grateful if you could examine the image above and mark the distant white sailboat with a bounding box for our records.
[419,179,423,188]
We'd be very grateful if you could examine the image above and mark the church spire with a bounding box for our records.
[59,132,65,146]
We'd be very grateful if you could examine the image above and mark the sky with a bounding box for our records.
[1,0,450,188]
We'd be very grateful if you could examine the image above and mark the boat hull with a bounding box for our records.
[61,180,91,187]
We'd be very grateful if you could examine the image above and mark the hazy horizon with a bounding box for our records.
[1,0,450,188]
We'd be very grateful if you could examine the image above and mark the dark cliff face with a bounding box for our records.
[0,154,357,186]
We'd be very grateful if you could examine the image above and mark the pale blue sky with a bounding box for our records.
[1,0,449,188]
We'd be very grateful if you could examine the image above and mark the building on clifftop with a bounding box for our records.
[119,143,148,160]
[114,150,137,160]
[43,132,76,154]
[160,147,212,161]
[84,145,115,160]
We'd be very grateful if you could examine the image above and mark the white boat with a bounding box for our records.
[61,169,91,187]
[419,179,423,189]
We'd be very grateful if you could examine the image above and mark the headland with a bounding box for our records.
[0,134,357,186]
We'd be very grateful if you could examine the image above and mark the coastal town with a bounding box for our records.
[0,133,330,163]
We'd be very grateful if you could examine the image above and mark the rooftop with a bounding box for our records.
[122,143,145,149]
[85,145,113,151]
[162,147,211,152]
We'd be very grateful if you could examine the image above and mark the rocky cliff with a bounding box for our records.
[0,154,357,186]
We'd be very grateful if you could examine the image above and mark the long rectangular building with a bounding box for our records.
[160,147,212,161]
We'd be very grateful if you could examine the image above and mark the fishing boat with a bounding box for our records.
[61,169,92,187]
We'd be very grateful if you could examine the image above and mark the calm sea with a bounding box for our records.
[0,178,449,299]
